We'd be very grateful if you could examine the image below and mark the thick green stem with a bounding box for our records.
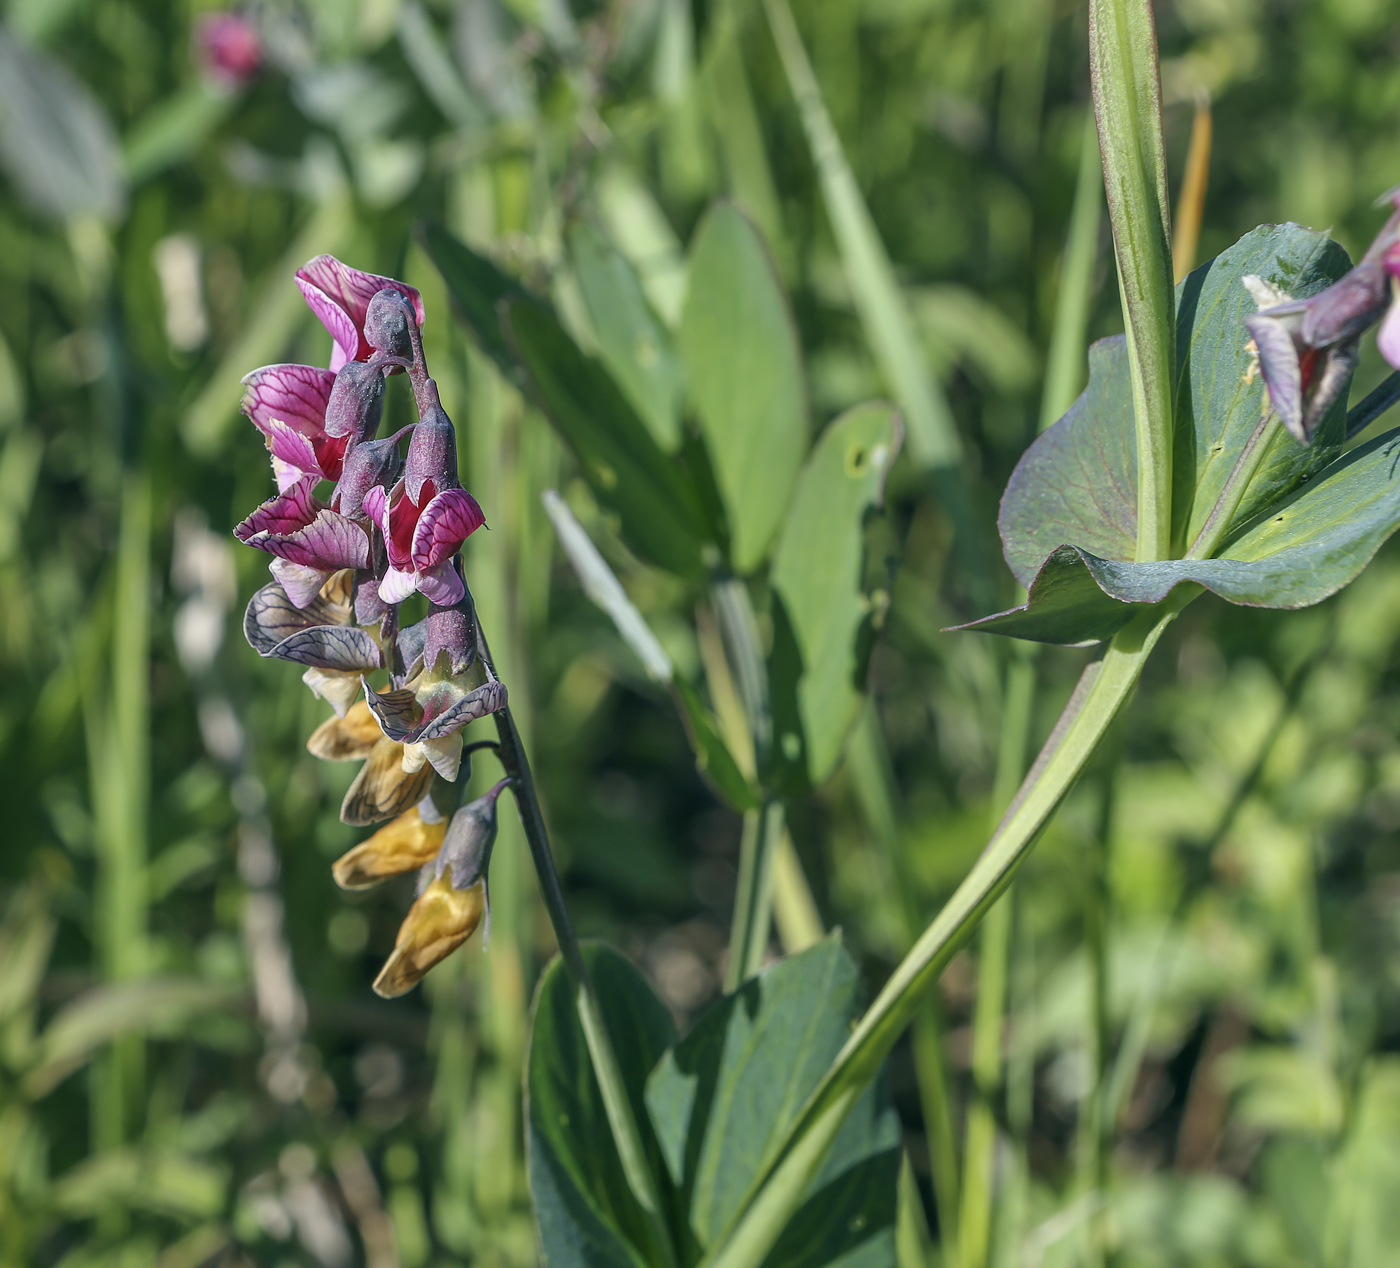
[1090,0,1175,562]
[477,616,677,1268]
[699,601,1185,1268]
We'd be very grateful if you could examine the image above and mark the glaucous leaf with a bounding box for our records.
[769,404,901,789]
[680,204,807,572]
[570,222,684,452]
[967,420,1400,641]
[1172,223,1352,547]
[645,935,900,1267]
[527,944,677,1268]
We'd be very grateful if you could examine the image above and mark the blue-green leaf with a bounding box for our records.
[680,204,807,572]
[645,936,900,1268]
[527,945,677,1268]
[769,404,900,789]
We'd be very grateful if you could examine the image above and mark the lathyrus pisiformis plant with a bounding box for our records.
[234,10,1400,1264]
[407,7,1400,1268]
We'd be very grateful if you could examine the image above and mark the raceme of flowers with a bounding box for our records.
[235,254,508,998]
[1246,187,1400,444]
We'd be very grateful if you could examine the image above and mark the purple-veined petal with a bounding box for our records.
[258,510,370,571]
[265,419,324,489]
[269,625,382,672]
[244,582,308,654]
[241,363,335,436]
[362,483,392,536]
[295,256,425,367]
[270,560,331,608]
[417,681,508,742]
[1245,313,1306,443]
[234,478,321,542]
[362,680,423,742]
[1379,293,1400,371]
[379,567,418,605]
[416,562,465,608]
[411,489,486,571]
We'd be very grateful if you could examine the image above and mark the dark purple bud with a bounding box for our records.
[421,779,510,895]
[1300,258,1391,349]
[334,424,414,519]
[365,288,420,362]
[405,386,459,501]
[424,603,476,678]
[354,572,390,627]
[324,359,387,441]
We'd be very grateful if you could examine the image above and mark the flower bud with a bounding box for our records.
[404,384,459,502]
[365,288,420,362]
[428,779,508,892]
[332,797,447,890]
[334,424,413,519]
[323,359,387,440]
[423,603,475,678]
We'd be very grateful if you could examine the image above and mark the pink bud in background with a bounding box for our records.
[195,12,262,89]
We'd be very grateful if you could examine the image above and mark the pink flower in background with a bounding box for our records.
[195,12,262,89]
[296,256,425,371]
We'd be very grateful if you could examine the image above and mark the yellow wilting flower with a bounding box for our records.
[340,738,435,826]
[370,778,509,997]
[332,803,447,890]
[372,876,486,998]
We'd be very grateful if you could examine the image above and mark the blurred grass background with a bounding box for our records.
[4,0,1400,1264]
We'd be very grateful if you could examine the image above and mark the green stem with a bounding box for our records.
[699,601,1186,1268]
[726,799,785,990]
[848,706,960,1248]
[1041,114,1104,431]
[959,648,1037,1268]
[476,611,678,1268]
[1090,0,1175,562]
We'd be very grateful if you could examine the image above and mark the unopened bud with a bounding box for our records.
[335,424,414,519]
[365,288,419,362]
[404,380,459,502]
[427,778,509,894]
[323,359,387,440]
[423,603,475,678]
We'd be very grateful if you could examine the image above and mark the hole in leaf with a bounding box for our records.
[845,444,868,476]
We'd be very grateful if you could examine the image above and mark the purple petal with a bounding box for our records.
[270,625,383,672]
[362,483,392,537]
[295,256,425,366]
[241,363,335,436]
[1379,295,1400,370]
[417,682,508,742]
[416,562,464,608]
[234,479,320,542]
[271,559,331,608]
[411,489,486,572]
[379,567,418,605]
[258,510,371,571]
[363,680,423,741]
[1245,313,1305,443]
[265,420,324,490]
[244,577,355,650]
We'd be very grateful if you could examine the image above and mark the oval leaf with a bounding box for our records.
[680,204,807,572]
[570,221,684,452]
[527,944,677,1268]
[644,936,900,1266]
[769,404,901,789]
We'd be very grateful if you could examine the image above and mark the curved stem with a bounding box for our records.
[698,599,1187,1268]
[473,600,678,1268]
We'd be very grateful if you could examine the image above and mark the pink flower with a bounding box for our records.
[241,363,341,491]
[1377,240,1400,371]
[296,256,425,372]
[195,13,262,89]
[363,480,485,607]
[235,478,373,607]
